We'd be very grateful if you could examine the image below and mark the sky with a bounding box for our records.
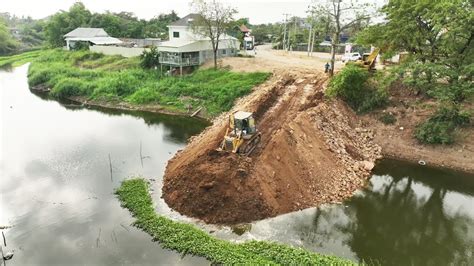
[2,0,314,24]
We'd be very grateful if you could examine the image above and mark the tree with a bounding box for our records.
[310,0,374,76]
[191,0,237,69]
[144,11,180,39]
[45,2,91,47]
[0,18,19,55]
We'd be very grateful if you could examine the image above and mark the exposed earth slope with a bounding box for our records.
[162,71,382,224]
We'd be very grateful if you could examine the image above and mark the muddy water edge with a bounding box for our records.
[1,65,474,265]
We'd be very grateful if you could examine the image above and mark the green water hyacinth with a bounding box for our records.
[115,178,355,265]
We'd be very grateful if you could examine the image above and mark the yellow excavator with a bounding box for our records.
[359,48,380,71]
[220,111,261,155]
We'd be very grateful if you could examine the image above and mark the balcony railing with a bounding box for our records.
[159,56,200,66]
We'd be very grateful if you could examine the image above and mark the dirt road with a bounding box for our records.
[204,44,344,73]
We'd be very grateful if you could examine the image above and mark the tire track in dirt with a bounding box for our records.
[163,71,382,224]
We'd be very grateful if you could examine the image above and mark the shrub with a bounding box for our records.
[327,64,387,113]
[379,113,397,124]
[127,86,162,104]
[50,77,93,98]
[415,104,471,144]
[70,41,90,51]
[415,120,455,144]
[140,46,160,69]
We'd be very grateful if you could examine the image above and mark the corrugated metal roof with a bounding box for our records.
[64,28,109,38]
[170,14,202,27]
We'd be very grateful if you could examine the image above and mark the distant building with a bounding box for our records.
[64,28,122,50]
[240,24,254,50]
[158,14,239,73]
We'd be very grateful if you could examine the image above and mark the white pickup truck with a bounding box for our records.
[342,52,362,63]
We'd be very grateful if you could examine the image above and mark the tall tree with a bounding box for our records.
[0,18,19,55]
[356,0,473,103]
[191,0,237,69]
[310,0,374,76]
[45,2,91,47]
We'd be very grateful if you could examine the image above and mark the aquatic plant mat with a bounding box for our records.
[115,178,354,265]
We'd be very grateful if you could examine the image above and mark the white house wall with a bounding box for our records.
[168,26,202,41]
[159,39,239,53]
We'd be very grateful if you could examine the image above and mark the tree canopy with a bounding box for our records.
[0,18,19,55]
[44,2,180,47]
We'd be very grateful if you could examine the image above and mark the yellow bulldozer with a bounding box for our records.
[220,111,261,155]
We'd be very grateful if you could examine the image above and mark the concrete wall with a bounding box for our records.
[90,45,147,57]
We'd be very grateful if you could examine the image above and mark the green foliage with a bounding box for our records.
[415,105,471,144]
[356,0,473,104]
[0,49,42,68]
[379,113,397,125]
[3,49,269,116]
[0,13,45,49]
[70,41,90,51]
[44,2,180,47]
[115,178,354,265]
[140,46,160,69]
[50,77,94,98]
[0,18,19,55]
[327,64,388,113]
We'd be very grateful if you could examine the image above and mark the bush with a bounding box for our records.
[327,64,387,112]
[379,113,397,124]
[127,86,162,104]
[415,104,471,144]
[415,120,455,144]
[70,41,90,51]
[50,77,93,98]
[140,46,160,69]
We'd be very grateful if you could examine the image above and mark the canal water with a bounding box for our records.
[218,159,474,265]
[1,65,474,265]
[0,65,209,265]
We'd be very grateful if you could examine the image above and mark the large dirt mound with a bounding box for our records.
[163,71,382,224]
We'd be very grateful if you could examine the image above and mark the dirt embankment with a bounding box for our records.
[162,71,382,224]
[360,82,474,173]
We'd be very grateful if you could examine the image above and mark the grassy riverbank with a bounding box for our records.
[116,178,354,265]
[7,49,270,116]
[0,50,44,68]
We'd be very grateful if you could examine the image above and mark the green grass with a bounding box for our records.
[115,178,354,265]
[3,49,270,116]
[0,49,43,68]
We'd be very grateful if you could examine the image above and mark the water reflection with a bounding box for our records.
[1,65,208,265]
[341,160,474,265]
[223,160,474,265]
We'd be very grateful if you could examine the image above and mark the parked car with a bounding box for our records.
[342,52,362,63]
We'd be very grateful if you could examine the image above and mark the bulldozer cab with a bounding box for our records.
[231,111,256,134]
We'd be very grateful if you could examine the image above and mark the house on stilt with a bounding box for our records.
[158,14,240,75]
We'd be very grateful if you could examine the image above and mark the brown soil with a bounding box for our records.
[162,70,382,224]
[361,81,474,173]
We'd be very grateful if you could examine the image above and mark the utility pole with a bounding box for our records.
[307,23,312,57]
[282,13,290,51]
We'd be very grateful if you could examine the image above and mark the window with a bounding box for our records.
[222,49,227,55]
[173,32,180,38]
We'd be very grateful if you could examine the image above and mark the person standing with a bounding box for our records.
[324,62,330,73]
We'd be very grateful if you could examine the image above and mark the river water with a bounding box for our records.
[1,65,474,265]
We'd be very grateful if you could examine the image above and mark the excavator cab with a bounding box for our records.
[221,111,261,155]
[230,111,257,135]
